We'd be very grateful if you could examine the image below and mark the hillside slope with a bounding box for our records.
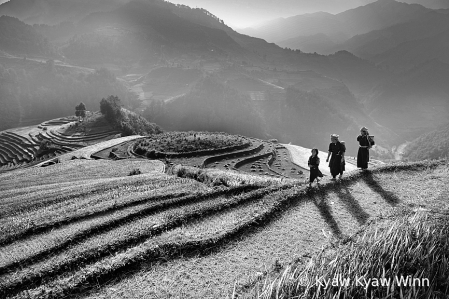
[403,122,449,161]
[0,15,55,57]
[0,158,447,298]
[341,10,449,60]
[0,0,130,25]
[239,0,430,46]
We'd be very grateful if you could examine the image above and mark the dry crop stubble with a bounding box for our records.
[5,186,297,298]
[0,159,165,191]
[0,174,199,245]
[0,181,287,298]
[0,184,215,272]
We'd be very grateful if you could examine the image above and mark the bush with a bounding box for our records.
[100,95,162,136]
[134,146,146,156]
[173,165,284,187]
[146,150,156,158]
[128,168,142,176]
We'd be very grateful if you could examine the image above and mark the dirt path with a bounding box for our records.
[32,136,144,167]
[283,144,358,177]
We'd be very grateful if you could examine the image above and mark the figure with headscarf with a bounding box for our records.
[326,134,346,179]
[357,127,375,169]
[308,148,323,187]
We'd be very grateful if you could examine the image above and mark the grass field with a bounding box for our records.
[253,209,449,299]
[1,157,448,299]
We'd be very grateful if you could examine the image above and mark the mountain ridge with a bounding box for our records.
[238,0,431,48]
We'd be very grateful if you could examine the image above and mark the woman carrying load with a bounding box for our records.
[357,126,375,170]
[326,134,345,180]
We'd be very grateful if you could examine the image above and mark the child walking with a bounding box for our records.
[308,148,323,187]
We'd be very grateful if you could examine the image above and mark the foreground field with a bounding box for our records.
[0,158,447,298]
[254,209,449,299]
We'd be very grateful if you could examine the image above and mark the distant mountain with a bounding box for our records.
[340,10,449,61]
[0,15,55,56]
[336,0,430,36]
[277,33,338,55]
[238,0,431,53]
[166,0,377,29]
[403,0,449,9]
[371,29,449,72]
[364,59,449,140]
[239,12,350,45]
[55,0,247,64]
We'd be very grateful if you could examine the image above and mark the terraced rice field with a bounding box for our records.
[51,136,144,163]
[1,158,447,299]
[0,116,123,172]
[100,133,309,179]
[0,131,46,171]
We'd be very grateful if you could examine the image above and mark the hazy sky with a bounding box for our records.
[169,0,375,28]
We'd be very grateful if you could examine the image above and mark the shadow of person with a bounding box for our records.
[360,171,400,206]
[313,188,342,237]
[335,182,370,225]
[335,183,370,225]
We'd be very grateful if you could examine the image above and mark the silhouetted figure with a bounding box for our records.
[308,148,323,187]
[357,127,375,169]
[326,134,345,180]
[340,141,346,172]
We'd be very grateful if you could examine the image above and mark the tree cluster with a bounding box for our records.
[100,95,162,136]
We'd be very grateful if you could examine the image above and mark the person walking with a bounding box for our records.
[326,134,345,180]
[308,148,323,187]
[357,127,374,170]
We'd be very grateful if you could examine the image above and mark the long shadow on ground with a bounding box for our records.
[313,187,342,237]
[360,171,400,206]
[334,182,370,226]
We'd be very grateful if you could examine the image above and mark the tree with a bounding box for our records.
[100,96,122,122]
[75,102,86,121]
